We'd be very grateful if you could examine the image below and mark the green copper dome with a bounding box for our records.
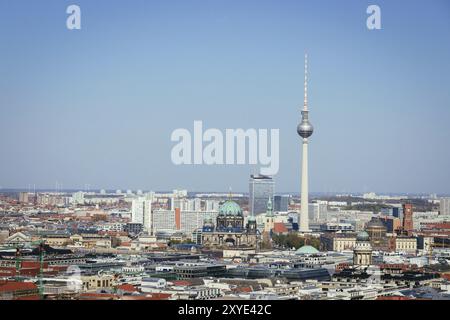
[295,245,319,255]
[219,200,243,217]
[356,231,370,241]
[203,215,214,225]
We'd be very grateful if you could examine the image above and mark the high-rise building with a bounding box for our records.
[205,200,220,211]
[308,201,328,223]
[249,175,274,216]
[440,198,450,215]
[402,203,414,235]
[297,54,314,232]
[131,197,152,234]
[273,195,289,212]
[392,206,404,221]
[18,192,29,204]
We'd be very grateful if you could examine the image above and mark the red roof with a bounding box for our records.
[235,286,252,293]
[441,274,450,281]
[21,261,49,269]
[120,242,132,247]
[171,280,192,286]
[377,296,415,300]
[423,223,450,230]
[121,293,171,300]
[116,284,137,292]
[273,222,288,234]
[79,293,118,300]
[15,295,41,300]
[145,293,172,300]
[0,281,38,293]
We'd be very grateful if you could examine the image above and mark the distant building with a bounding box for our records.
[249,175,274,216]
[273,195,289,212]
[379,216,402,233]
[125,223,143,235]
[402,204,414,235]
[394,236,417,254]
[131,197,152,234]
[152,209,219,236]
[353,231,372,266]
[18,192,29,204]
[205,200,220,211]
[392,206,404,221]
[440,198,450,216]
[0,281,39,300]
[320,222,354,233]
[366,218,389,251]
[307,201,328,223]
[320,233,357,252]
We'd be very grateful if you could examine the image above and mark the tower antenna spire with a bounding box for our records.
[304,53,308,111]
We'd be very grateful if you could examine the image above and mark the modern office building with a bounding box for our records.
[249,174,274,216]
[392,206,404,222]
[308,201,328,222]
[273,195,289,212]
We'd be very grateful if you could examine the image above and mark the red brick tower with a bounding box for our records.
[402,203,414,235]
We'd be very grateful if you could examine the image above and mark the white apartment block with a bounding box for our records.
[131,197,152,234]
[440,198,450,216]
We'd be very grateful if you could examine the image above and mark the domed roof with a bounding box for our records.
[295,245,319,255]
[356,231,370,241]
[219,200,243,217]
[366,218,387,230]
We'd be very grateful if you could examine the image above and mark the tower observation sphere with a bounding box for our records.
[297,111,314,138]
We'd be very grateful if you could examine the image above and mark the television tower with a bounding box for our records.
[297,54,314,233]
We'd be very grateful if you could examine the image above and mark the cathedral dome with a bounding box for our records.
[366,218,387,230]
[219,200,243,217]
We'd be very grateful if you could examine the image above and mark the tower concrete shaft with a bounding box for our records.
[300,138,310,232]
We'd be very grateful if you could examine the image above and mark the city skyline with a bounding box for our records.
[1,0,450,194]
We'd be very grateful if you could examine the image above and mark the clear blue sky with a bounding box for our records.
[1,0,449,194]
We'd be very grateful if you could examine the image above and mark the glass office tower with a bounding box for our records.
[249,175,274,216]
